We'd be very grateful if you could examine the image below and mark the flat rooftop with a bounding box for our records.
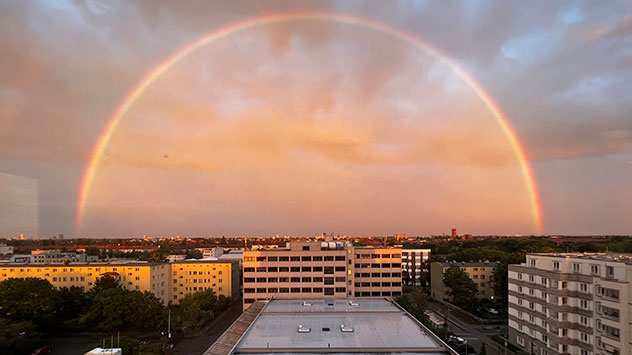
[529,252,632,264]
[230,298,455,354]
[436,261,498,267]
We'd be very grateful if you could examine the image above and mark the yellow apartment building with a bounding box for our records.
[170,260,240,303]
[430,261,498,301]
[0,259,239,305]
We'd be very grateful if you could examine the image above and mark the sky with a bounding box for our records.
[0,0,631,238]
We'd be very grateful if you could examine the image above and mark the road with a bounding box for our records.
[428,301,521,355]
[174,301,243,355]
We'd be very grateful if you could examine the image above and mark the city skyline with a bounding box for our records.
[1,1,631,237]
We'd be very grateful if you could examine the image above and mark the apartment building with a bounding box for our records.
[509,253,632,355]
[31,249,98,263]
[430,261,497,301]
[170,259,240,302]
[242,241,403,309]
[0,261,169,303]
[402,248,431,286]
[0,259,239,305]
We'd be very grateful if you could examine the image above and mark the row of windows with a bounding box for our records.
[173,270,222,275]
[354,263,401,269]
[354,291,401,297]
[355,254,401,259]
[354,282,402,287]
[355,272,401,278]
[245,255,346,262]
[244,266,346,273]
[244,287,346,294]
[244,276,346,283]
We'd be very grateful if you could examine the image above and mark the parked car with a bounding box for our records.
[447,335,465,345]
[30,346,52,355]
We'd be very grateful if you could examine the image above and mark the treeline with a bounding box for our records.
[0,276,230,354]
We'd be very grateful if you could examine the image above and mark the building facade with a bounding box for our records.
[170,259,240,302]
[0,259,239,305]
[402,248,431,286]
[31,249,98,263]
[430,261,497,301]
[242,241,403,309]
[509,253,632,355]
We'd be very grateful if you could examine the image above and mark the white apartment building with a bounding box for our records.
[509,253,631,355]
[242,241,403,309]
[402,248,430,286]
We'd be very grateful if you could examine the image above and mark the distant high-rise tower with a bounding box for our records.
[451,228,457,238]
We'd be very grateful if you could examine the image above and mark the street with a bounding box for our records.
[428,301,519,355]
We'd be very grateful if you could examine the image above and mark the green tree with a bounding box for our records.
[402,270,411,286]
[396,287,428,321]
[57,286,90,330]
[443,266,478,310]
[0,318,39,355]
[89,275,122,297]
[185,249,203,259]
[0,278,58,330]
[174,289,229,330]
[82,288,165,332]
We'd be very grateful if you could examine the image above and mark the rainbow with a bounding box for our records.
[76,11,543,234]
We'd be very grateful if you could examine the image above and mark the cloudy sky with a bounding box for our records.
[0,0,630,238]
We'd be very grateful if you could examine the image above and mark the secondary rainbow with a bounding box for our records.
[76,11,543,234]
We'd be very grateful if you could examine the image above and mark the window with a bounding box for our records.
[517,336,525,346]
[580,283,588,293]
[313,256,323,261]
[580,299,589,309]
[302,287,311,293]
[244,267,255,272]
[313,266,323,272]
[290,267,300,272]
[291,287,301,293]
[581,332,590,343]
[302,277,311,282]
[573,263,580,272]
[324,288,334,295]
[268,267,278,272]
[302,256,311,262]
[606,266,614,278]
[256,288,266,293]
[553,262,560,270]
[530,259,536,267]
[335,266,345,272]
[279,256,289,262]
[313,287,323,292]
[279,267,289,272]
[291,277,300,282]
[561,281,567,289]
[580,316,589,326]
[268,256,278,262]
[302,267,312,272]
[335,287,345,293]
[290,256,300,262]
[302,246,309,251]
[324,277,334,285]
[279,287,289,293]
[244,288,255,293]
[256,267,266,272]
[324,267,334,274]
[244,277,255,283]
[591,264,600,274]
[324,256,334,261]
[256,256,266,262]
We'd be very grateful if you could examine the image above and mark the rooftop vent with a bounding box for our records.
[302,301,312,306]
[298,325,311,333]
[322,327,330,331]
[340,324,354,332]
[349,301,359,306]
